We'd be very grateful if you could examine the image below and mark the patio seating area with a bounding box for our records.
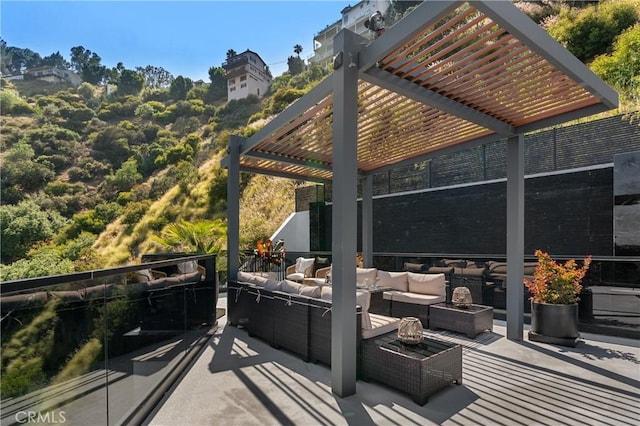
[146,294,639,425]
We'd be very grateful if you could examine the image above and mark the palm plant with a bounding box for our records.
[152,219,227,270]
[226,49,237,59]
[293,44,303,57]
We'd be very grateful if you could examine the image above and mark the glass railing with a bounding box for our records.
[0,254,217,425]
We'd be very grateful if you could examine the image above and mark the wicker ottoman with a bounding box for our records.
[429,303,493,338]
[361,332,462,405]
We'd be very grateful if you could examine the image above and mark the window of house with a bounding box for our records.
[229,79,235,85]
[230,87,236,92]
[240,75,246,81]
[240,83,247,88]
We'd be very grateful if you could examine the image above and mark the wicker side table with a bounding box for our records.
[361,332,462,405]
[429,303,493,338]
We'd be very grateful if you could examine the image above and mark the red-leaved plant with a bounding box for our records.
[524,250,592,305]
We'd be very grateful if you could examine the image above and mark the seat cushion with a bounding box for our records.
[238,271,269,285]
[408,272,445,296]
[383,290,401,300]
[362,314,401,339]
[391,291,445,306]
[299,285,322,298]
[377,270,408,291]
[286,272,305,282]
[356,268,378,286]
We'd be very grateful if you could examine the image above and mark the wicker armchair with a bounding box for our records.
[315,266,332,279]
[285,257,315,282]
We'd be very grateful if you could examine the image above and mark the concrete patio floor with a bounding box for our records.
[146,295,639,426]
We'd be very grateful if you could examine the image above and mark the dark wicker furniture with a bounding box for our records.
[361,332,462,404]
[390,301,429,327]
[365,286,391,316]
[429,303,493,338]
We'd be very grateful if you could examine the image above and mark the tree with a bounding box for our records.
[0,200,69,261]
[70,46,107,83]
[207,66,227,102]
[117,69,144,96]
[41,51,71,69]
[4,46,41,73]
[69,46,92,72]
[294,44,303,57]
[547,0,639,63]
[591,23,640,104]
[106,158,143,191]
[226,49,237,59]
[170,75,193,100]
[287,56,304,76]
[135,65,173,89]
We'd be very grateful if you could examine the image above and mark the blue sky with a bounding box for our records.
[1,0,353,80]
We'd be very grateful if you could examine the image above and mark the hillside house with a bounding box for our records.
[222,50,272,101]
[10,66,83,86]
[311,0,392,69]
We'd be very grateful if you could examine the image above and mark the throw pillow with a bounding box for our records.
[296,257,315,274]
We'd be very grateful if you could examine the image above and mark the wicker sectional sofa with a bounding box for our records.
[354,268,446,327]
[227,271,401,366]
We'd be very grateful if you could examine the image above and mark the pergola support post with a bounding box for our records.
[506,134,525,340]
[330,29,361,398]
[362,175,373,268]
[227,135,244,283]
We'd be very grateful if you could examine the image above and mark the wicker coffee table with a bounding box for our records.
[361,332,462,405]
[429,303,493,338]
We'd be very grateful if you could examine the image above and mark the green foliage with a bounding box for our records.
[21,124,80,157]
[211,95,261,130]
[1,250,75,280]
[0,88,33,114]
[152,218,227,255]
[169,75,193,100]
[287,55,305,75]
[116,69,145,96]
[207,66,227,103]
[1,142,56,200]
[105,158,143,191]
[121,200,152,225]
[0,299,58,397]
[263,87,305,116]
[64,202,123,238]
[52,338,102,384]
[547,0,639,62]
[44,181,85,197]
[591,23,640,104]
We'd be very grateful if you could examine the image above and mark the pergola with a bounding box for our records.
[222,0,617,397]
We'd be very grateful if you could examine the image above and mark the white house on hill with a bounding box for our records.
[311,0,392,69]
[222,50,273,101]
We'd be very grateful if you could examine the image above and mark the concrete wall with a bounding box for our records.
[271,211,310,253]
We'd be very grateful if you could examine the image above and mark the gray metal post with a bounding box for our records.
[362,175,373,267]
[227,135,243,282]
[331,29,360,398]
[506,134,525,340]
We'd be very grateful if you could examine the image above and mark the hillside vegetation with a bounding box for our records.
[1,0,639,280]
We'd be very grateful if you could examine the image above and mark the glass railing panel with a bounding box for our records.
[0,278,110,425]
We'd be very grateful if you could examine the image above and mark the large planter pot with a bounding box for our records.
[529,301,580,347]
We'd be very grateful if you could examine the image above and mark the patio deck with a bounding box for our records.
[146,295,639,426]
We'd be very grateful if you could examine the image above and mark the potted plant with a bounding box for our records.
[524,250,592,347]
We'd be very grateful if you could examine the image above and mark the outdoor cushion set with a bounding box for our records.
[406,259,537,308]
[228,268,447,363]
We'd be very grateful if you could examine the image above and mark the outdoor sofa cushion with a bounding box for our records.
[365,314,401,339]
[408,272,446,296]
[403,262,426,272]
[387,291,444,306]
[376,270,408,291]
[356,268,378,286]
